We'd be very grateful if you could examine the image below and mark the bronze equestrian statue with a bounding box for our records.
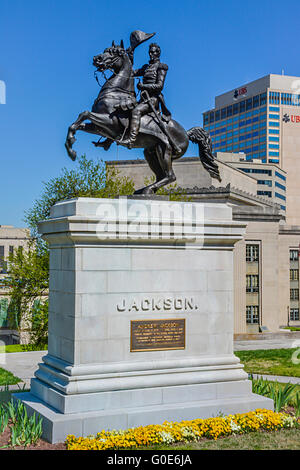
[65,30,221,195]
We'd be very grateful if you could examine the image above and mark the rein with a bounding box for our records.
[93,53,137,102]
[98,87,136,98]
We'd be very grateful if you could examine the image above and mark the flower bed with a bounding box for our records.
[65,409,298,450]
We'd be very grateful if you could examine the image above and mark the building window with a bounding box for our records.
[246,306,259,324]
[246,244,259,262]
[269,121,280,127]
[227,105,233,117]
[253,95,259,108]
[290,250,299,261]
[269,114,280,120]
[290,289,299,300]
[269,144,280,149]
[233,103,239,115]
[257,180,272,186]
[269,106,280,112]
[275,192,286,201]
[269,151,280,157]
[290,269,299,281]
[275,171,286,181]
[246,274,259,293]
[239,101,245,113]
[257,190,272,197]
[269,92,280,105]
[240,168,271,176]
[290,308,300,321]
[260,93,267,106]
[275,181,286,191]
[281,93,299,106]
[246,98,253,110]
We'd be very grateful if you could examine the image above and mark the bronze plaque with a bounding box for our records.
[130,319,185,352]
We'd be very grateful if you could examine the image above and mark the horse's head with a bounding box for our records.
[93,40,126,73]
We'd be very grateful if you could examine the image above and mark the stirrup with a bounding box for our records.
[121,136,136,149]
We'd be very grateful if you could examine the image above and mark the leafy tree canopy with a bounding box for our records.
[24,155,135,237]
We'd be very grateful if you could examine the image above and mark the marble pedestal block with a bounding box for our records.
[17,197,273,443]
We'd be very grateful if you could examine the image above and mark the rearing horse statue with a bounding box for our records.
[65,32,221,194]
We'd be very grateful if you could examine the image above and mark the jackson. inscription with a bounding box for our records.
[130,319,185,352]
[117,297,198,312]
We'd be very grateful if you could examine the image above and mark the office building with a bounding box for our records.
[203,74,300,224]
[217,152,287,211]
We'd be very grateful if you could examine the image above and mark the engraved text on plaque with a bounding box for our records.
[130,319,185,352]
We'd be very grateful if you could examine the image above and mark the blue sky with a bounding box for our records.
[1,0,300,227]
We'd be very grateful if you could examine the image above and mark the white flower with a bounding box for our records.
[158,431,175,444]
[256,414,264,422]
[230,420,241,432]
[182,427,199,441]
[281,415,295,428]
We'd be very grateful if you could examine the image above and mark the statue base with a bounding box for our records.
[15,197,273,443]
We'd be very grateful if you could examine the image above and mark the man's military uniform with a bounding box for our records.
[122,54,171,147]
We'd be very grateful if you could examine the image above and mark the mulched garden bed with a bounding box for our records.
[0,425,66,450]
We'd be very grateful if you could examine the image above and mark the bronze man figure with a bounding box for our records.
[122,43,171,148]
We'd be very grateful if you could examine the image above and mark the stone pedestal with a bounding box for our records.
[17,197,273,443]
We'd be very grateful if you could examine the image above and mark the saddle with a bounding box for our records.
[113,94,171,144]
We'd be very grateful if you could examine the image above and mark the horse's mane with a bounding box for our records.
[103,45,126,56]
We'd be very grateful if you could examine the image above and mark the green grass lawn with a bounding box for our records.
[143,428,300,450]
[0,344,47,353]
[0,367,21,386]
[136,428,300,450]
[0,344,27,354]
[235,348,300,377]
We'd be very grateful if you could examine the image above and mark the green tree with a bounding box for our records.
[4,245,49,348]
[25,155,135,237]
[6,155,135,347]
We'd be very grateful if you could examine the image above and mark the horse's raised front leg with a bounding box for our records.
[65,111,90,161]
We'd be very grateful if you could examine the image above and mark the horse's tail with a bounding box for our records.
[187,127,221,182]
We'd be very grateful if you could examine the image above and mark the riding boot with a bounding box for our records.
[122,115,141,148]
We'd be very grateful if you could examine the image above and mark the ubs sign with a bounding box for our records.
[283,113,300,123]
[234,87,247,99]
